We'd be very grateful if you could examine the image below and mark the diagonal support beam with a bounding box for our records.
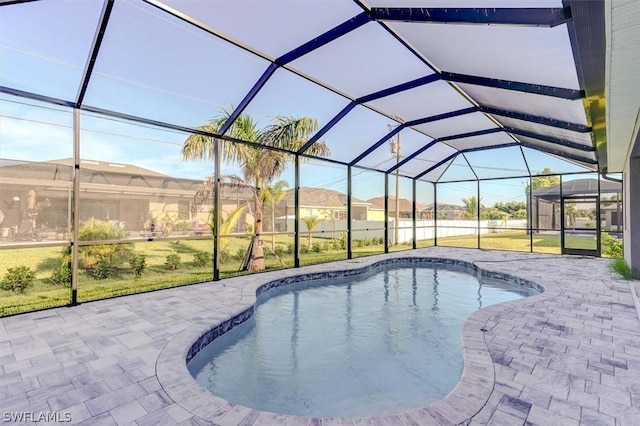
[415,153,459,180]
[479,105,591,132]
[297,102,358,154]
[349,124,405,166]
[505,127,594,152]
[370,7,572,27]
[0,0,39,6]
[277,12,370,64]
[219,13,369,138]
[405,107,478,127]
[442,72,585,100]
[76,0,114,107]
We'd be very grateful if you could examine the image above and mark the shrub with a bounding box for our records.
[193,251,210,267]
[286,243,295,255]
[602,232,623,258]
[312,242,323,253]
[219,250,232,264]
[338,232,347,249]
[129,254,146,276]
[78,218,133,279]
[300,245,309,254]
[274,246,286,257]
[1,266,35,293]
[235,247,247,260]
[51,246,72,286]
[165,251,182,270]
[361,238,371,247]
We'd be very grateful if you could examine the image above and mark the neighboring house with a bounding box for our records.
[366,196,431,220]
[0,158,254,240]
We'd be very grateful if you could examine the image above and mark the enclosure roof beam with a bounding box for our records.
[517,140,597,165]
[387,128,503,174]
[370,7,572,27]
[505,127,595,152]
[415,153,459,180]
[348,124,406,166]
[479,105,591,133]
[442,72,585,100]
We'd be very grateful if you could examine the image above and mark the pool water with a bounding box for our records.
[188,265,538,417]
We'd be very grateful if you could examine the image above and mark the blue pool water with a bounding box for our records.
[188,265,539,417]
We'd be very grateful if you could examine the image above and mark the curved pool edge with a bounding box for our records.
[156,252,548,425]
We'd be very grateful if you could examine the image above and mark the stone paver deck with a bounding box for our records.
[1,247,639,425]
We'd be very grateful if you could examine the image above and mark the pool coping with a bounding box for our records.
[156,254,548,425]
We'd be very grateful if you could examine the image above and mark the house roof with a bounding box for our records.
[284,187,368,208]
[366,196,428,212]
[532,178,622,201]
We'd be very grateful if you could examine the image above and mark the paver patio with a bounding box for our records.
[1,247,639,425]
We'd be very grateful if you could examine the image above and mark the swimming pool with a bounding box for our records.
[187,264,539,417]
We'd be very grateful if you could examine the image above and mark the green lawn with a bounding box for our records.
[0,231,599,316]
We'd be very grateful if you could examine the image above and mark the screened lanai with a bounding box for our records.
[1,0,637,315]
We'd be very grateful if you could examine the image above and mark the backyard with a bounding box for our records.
[0,231,601,316]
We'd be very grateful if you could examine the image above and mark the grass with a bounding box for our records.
[0,231,604,316]
[609,258,638,280]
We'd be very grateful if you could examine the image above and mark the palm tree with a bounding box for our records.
[461,196,480,220]
[208,204,246,252]
[183,109,330,271]
[302,215,324,249]
[261,179,290,251]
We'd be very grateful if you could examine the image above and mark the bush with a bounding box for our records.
[286,243,295,255]
[338,232,347,249]
[51,246,72,286]
[129,254,146,276]
[165,251,182,270]
[602,232,623,258]
[312,242,323,253]
[78,218,133,279]
[300,245,309,254]
[193,251,210,267]
[361,238,371,247]
[274,246,286,257]
[1,266,35,292]
[235,247,247,260]
[219,250,232,264]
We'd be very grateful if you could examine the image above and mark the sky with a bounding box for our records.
[0,0,593,206]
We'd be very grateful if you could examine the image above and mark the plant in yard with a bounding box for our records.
[261,180,289,251]
[208,204,247,252]
[78,218,133,279]
[51,246,72,286]
[302,215,324,249]
[609,258,637,280]
[601,232,623,258]
[165,251,182,270]
[129,254,146,276]
[193,251,210,267]
[1,266,35,292]
[183,109,329,272]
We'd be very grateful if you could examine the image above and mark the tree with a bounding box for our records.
[461,196,480,219]
[527,167,560,193]
[183,109,329,271]
[302,215,324,249]
[261,180,289,251]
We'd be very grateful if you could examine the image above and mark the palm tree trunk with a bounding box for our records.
[249,191,265,271]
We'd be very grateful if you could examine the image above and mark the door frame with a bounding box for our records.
[560,195,600,256]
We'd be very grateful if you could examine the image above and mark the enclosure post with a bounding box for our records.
[213,138,220,281]
[597,176,602,257]
[559,175,565,252]
[433,183,438,246]
[294,155,300,267]
[70,109,80,306]
[347,166,352,259]
[412,179,417,250]
[529,176,533,252]
[477,180,481,249]
[384,173,389,253]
